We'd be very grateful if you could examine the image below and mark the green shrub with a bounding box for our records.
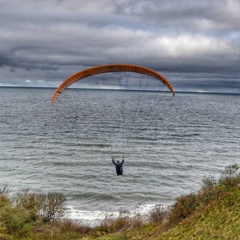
[199,164,240,205]
[219,163,240,190]
[198,175,220,204]
[15,190,41,222]
[0,203,35,236]
[15,191,67,223]
[168,193,200,227]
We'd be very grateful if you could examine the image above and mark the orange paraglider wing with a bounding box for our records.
[51,64,175,106]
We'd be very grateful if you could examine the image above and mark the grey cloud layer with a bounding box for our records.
[0,0,239,92]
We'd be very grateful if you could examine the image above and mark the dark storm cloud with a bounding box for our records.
[0,0,239,92]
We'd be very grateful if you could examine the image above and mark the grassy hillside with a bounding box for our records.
[0,164,239,240]
[86,187,240,240]
[157,187,240,240]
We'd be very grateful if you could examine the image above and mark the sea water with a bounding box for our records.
[0,87,239,226]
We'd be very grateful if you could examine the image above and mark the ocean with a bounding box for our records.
[0,87,239,226]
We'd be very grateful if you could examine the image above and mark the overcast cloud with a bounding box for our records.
[0,0,239,93]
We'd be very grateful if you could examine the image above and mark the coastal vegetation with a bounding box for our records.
[0,164,239,239]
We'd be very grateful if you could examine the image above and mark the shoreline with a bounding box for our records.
[64,202,172,227]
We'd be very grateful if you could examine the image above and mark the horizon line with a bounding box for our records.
[0,85,239,96]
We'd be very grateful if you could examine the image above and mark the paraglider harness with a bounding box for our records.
[112,158,124,175]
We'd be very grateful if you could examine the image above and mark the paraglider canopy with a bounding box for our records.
[51,63,176,159]
[51,64,175,106]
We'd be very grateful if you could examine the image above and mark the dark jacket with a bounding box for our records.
[112,159,124,175]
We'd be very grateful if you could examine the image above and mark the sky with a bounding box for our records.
[0,0,239,93]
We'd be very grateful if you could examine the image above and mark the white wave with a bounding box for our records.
[64,203,169,227]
